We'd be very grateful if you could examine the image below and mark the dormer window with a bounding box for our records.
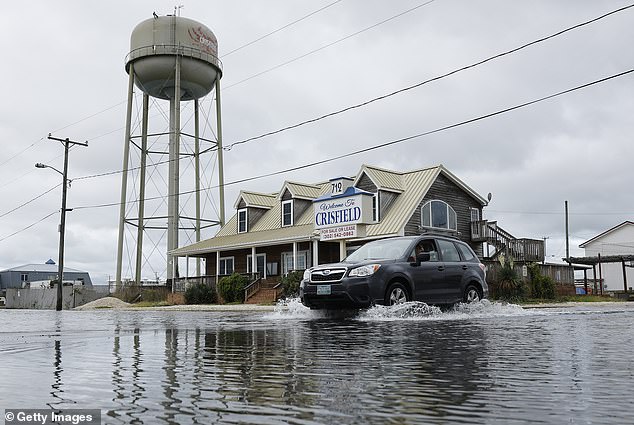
[421,200,457,231]
[282,200,293,227]
[237,208,248,233]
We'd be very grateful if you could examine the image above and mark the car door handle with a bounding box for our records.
[437,266,445,271]
[462,265,468,270]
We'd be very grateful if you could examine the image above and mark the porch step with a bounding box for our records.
[245,288,278,304]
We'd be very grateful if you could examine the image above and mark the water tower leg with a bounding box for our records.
[116,63,135,291]
[215,79,225,226]
[135,93,149,285]
[167,56,182,282]
[194,99,201,277]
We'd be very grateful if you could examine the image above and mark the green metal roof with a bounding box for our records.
[172,164,487,256]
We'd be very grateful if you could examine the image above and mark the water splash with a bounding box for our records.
[358,299,536,322]
[266,297,321,320]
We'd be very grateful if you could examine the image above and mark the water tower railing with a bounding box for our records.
[126,45,223,71]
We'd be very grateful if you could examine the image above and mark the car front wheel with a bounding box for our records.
[463,284,481,303]
[386,283,409,305]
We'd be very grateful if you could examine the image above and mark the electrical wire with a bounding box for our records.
[224,2,634,150]
[221,0,346,57]
[69,67,634,211]
[0,184,61,219]
[223,0,436,90]
[0,210,58,243]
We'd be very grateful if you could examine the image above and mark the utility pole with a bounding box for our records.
[565,201,570,263]
[46,134,88,311]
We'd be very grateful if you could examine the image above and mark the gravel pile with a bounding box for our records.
[75,297,131,310]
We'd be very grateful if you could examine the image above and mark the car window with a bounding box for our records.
[413,239,439,262]
[437,239,461,262]
[456,242,476,262]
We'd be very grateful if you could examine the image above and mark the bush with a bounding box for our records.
[493,254,526,301]
[280,271,303,298]
[217,273,248,303]
[527,264,556,300]
[184,282,217,304]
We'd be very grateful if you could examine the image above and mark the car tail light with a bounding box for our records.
[478,263,487,278]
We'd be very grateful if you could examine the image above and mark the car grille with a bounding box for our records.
[310,268,346,283]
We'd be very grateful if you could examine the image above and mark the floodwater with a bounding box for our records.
[1,300,634,425]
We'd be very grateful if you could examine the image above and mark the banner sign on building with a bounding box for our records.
[320,224,366,241]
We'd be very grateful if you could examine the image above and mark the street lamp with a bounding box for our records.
[36,134,87,311]
[35,162,71,311]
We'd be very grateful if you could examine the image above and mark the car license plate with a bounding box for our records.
[316,285,331,295]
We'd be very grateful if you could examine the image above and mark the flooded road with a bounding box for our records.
[1,300,633,424]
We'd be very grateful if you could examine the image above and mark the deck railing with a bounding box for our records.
[471,220,544,262]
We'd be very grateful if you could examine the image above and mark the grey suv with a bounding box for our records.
[300,235,488,309]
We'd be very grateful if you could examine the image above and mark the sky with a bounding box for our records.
[1,0,633,284]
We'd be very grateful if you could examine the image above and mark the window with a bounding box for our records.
[470,207,480,222]
[247,253,267,278]
[282,251,309,275]
[20,273,28,282]
[437,239,461,262]
[372,193,380,222]
[237,208,247,233]
[456,242,476,261]
[219,257,234,275]
[282,200,293,227]
[421,200,457,231]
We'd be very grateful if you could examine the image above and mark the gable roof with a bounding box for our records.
[233,190,277,210]
[355,164,405,193]
[579,221,634,248]
[172,163,487,255]
[278,181,323,201]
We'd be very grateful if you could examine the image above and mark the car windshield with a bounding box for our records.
[345,238,413,262]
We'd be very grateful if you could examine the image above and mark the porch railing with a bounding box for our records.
[244,274,262,302]
[471,220,544,262]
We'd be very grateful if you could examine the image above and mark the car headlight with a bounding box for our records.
[348,264,381,277]
[303,268,312,280]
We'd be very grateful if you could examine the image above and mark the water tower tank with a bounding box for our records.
[126,16,222,101]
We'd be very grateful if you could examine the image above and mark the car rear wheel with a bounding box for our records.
[386,283,409,305]
[463,284,481,303]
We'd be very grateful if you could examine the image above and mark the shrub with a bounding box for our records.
[184,282,217,304]
[527,264,556,300]
[217,273,248,303]
[280,271,303,298]
[494,254,526,301]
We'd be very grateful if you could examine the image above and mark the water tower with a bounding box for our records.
[115,14,225,287]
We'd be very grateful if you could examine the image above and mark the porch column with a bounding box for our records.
[312,239,319,267]
[185,255,189,281]
[251,246,257,277]
[339,240,346,261]
[293,242,298,272]
[216,251,220,284]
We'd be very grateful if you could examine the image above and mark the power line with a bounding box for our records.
[224,2,634,151]
[222,0,346,57]
[0,210,58,243]
[70,67,634,211]
[222,0,436,90]
[0,184,61,219]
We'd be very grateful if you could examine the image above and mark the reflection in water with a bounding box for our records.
[1,303,634,424]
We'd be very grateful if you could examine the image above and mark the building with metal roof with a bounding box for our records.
[0,260,93,291]
[172,163,536,302]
